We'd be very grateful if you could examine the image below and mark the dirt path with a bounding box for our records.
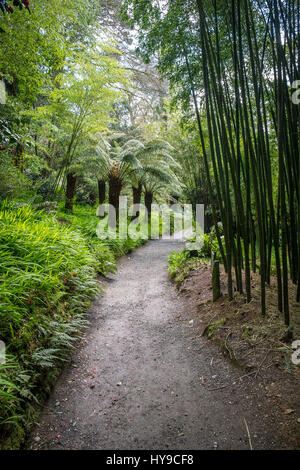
[28,239,291,450]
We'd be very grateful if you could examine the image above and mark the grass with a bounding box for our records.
[0,200,146,449]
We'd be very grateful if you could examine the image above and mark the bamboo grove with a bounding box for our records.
[122,0,300,322]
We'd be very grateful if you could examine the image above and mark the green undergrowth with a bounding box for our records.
[55,203,146,262]
[168,249,210,284]
[0,201,145,449]
[168,249,197,284]
[168,224,223,284]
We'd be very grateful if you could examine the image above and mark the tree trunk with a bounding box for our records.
[144,191,153,217]
[13,143,24,173]
[65,172,77,212]
[132,182,142,218]
[108,176,122,226]
[98,179,106,205]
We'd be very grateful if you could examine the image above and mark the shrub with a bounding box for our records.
[91,244,116,275]
[0,202,102,445]
[0,163,29,200]
[186,224,222,259]
[168,249,190,280]
[0,201,146,447]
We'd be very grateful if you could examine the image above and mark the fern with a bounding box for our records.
[31,348,63,368]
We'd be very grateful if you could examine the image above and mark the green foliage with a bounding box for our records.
[168,249,190,282]
[100,233,144,257]
[0,0,102,102]
[184,225,222,260]
[0,202,99,343]
[0,357,25,426]
[95,134,143,184]
[0,0,183,450]
[0,201,143,446]
[199,228,222,259]
[92,244,117,276]
[168,230,220,283]
[143,113,212,210]
[198,234,215,258]
[122,0,300,319]
[0,161,29,200]
[55,204,144,265]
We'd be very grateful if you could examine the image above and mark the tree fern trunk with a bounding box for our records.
[108,176,122,225]
[145,191,153,217]
[65,172,77,212]
[98,179,106,205]
[132,182,142,218]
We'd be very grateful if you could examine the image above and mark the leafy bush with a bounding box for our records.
[0,202,99,345]
[0,202,113,446]
[168,247,210,284]
[92,244,116,275]
[0,162,29,200]
[186,224,222,259]
[168,249,190,281]
[55,204,145,259]
[198,233,217,258]
[0,357,25,426]
[0,201,146,447]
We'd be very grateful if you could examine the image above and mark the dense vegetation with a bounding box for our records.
[122,0,300,321]
[0,200,148,448]
[0,1,181,447]
[0,0,299,449]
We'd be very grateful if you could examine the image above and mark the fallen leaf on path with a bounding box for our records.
[283,409,295,415]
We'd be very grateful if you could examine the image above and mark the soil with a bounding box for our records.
[27,239,300,450]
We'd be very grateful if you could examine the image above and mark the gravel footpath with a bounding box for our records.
[28,239,290,450]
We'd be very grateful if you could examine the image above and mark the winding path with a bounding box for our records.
[28,239,286,450]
